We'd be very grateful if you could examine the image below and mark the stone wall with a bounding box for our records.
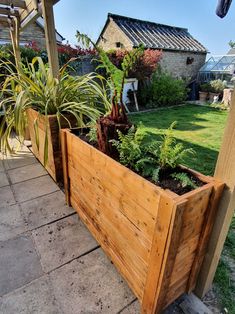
[0,22,46,49]
[160,50,207,81]
[97,19,133,50]
[97,20,206,81]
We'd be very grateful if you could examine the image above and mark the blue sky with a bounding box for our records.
[53,0,234,56]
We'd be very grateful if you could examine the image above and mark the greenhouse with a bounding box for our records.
[198,54,235,84]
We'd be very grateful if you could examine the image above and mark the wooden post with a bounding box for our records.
[41,0,59,78]
[195,94,235,297]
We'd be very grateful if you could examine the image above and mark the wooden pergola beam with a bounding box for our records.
[41,0,59,77]
[0,0,26,9]
[0,7,20,17]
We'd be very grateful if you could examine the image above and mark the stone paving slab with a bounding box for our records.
[3,153,38,170]
[0,172,9,188]
[0,204,26,241]
[0,160,4,172]
[8,163,47,184]
[120,300,140,313]
[12,175,59,203]
[0,186,15,207]
[0,276,62,314]
[49,248,135,314]
[32,215,98,273]
[20,190,75,230]
[0,235,43,296]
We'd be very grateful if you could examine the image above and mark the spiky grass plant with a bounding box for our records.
[0,57,111,157]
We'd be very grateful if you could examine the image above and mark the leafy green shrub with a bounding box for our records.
[200,83,211,92]
[210,79,225,93]
[138,69,188,108]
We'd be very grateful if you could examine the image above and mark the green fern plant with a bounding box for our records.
[110,125,143,169]
[157,121,195,169]
[171,172,197,189]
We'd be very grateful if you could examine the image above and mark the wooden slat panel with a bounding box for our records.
[27,109,56,180]
[163,185,213,304]
[152,200,187,312]
[67,132,163,217]
[141,197,180,313]
[67,154,156,240]
[70,195,145,300]
[69,169,151,264]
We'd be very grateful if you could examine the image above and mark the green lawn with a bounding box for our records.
[130,104,227,175]
[130,104,235,313]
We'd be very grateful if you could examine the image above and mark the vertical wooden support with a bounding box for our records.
[141,198,186,314]
[41,0,59,78]
[195,95,235,297]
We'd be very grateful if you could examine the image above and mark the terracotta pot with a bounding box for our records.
[199,91,208,102]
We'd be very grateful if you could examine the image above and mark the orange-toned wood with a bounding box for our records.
[61,129,224,314]
[27,109,76,182]
[141,199,186,313]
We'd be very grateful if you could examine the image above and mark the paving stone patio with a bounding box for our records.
[0,143,215,313]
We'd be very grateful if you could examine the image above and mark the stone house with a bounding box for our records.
[97,13,207,81]
[0,17,64,49]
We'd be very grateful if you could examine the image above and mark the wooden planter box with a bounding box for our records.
[27,108,76,182]
[61,129,224,313]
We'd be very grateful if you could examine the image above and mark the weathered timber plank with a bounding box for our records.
[67,133,162,216]
[187,181,224,292]
[70,194,145,300]
[153,200,186,312]
[67,158,156,240]
[69,172,151,264]
[141,196,180,313]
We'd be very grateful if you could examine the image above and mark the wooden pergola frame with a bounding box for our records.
[0,0,234,305]
[0,0,59,76]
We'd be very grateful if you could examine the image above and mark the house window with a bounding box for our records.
[186,57,194,65]
[116,42,123,48]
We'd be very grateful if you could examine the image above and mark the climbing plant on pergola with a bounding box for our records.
[0,0,235,306]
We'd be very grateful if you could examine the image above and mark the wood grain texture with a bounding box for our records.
[62,129,224,314]
[27,109,76,182]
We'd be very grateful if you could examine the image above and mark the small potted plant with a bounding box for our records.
[209,79,225,102]
[199,83,210,102]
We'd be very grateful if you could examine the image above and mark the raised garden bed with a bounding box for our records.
[27,108,76,182]
[61,128,224,313]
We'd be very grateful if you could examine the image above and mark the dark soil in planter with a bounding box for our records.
[71,128,205,195]
[155,166,204,195]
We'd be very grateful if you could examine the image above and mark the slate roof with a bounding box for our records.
[107,13,207,53]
